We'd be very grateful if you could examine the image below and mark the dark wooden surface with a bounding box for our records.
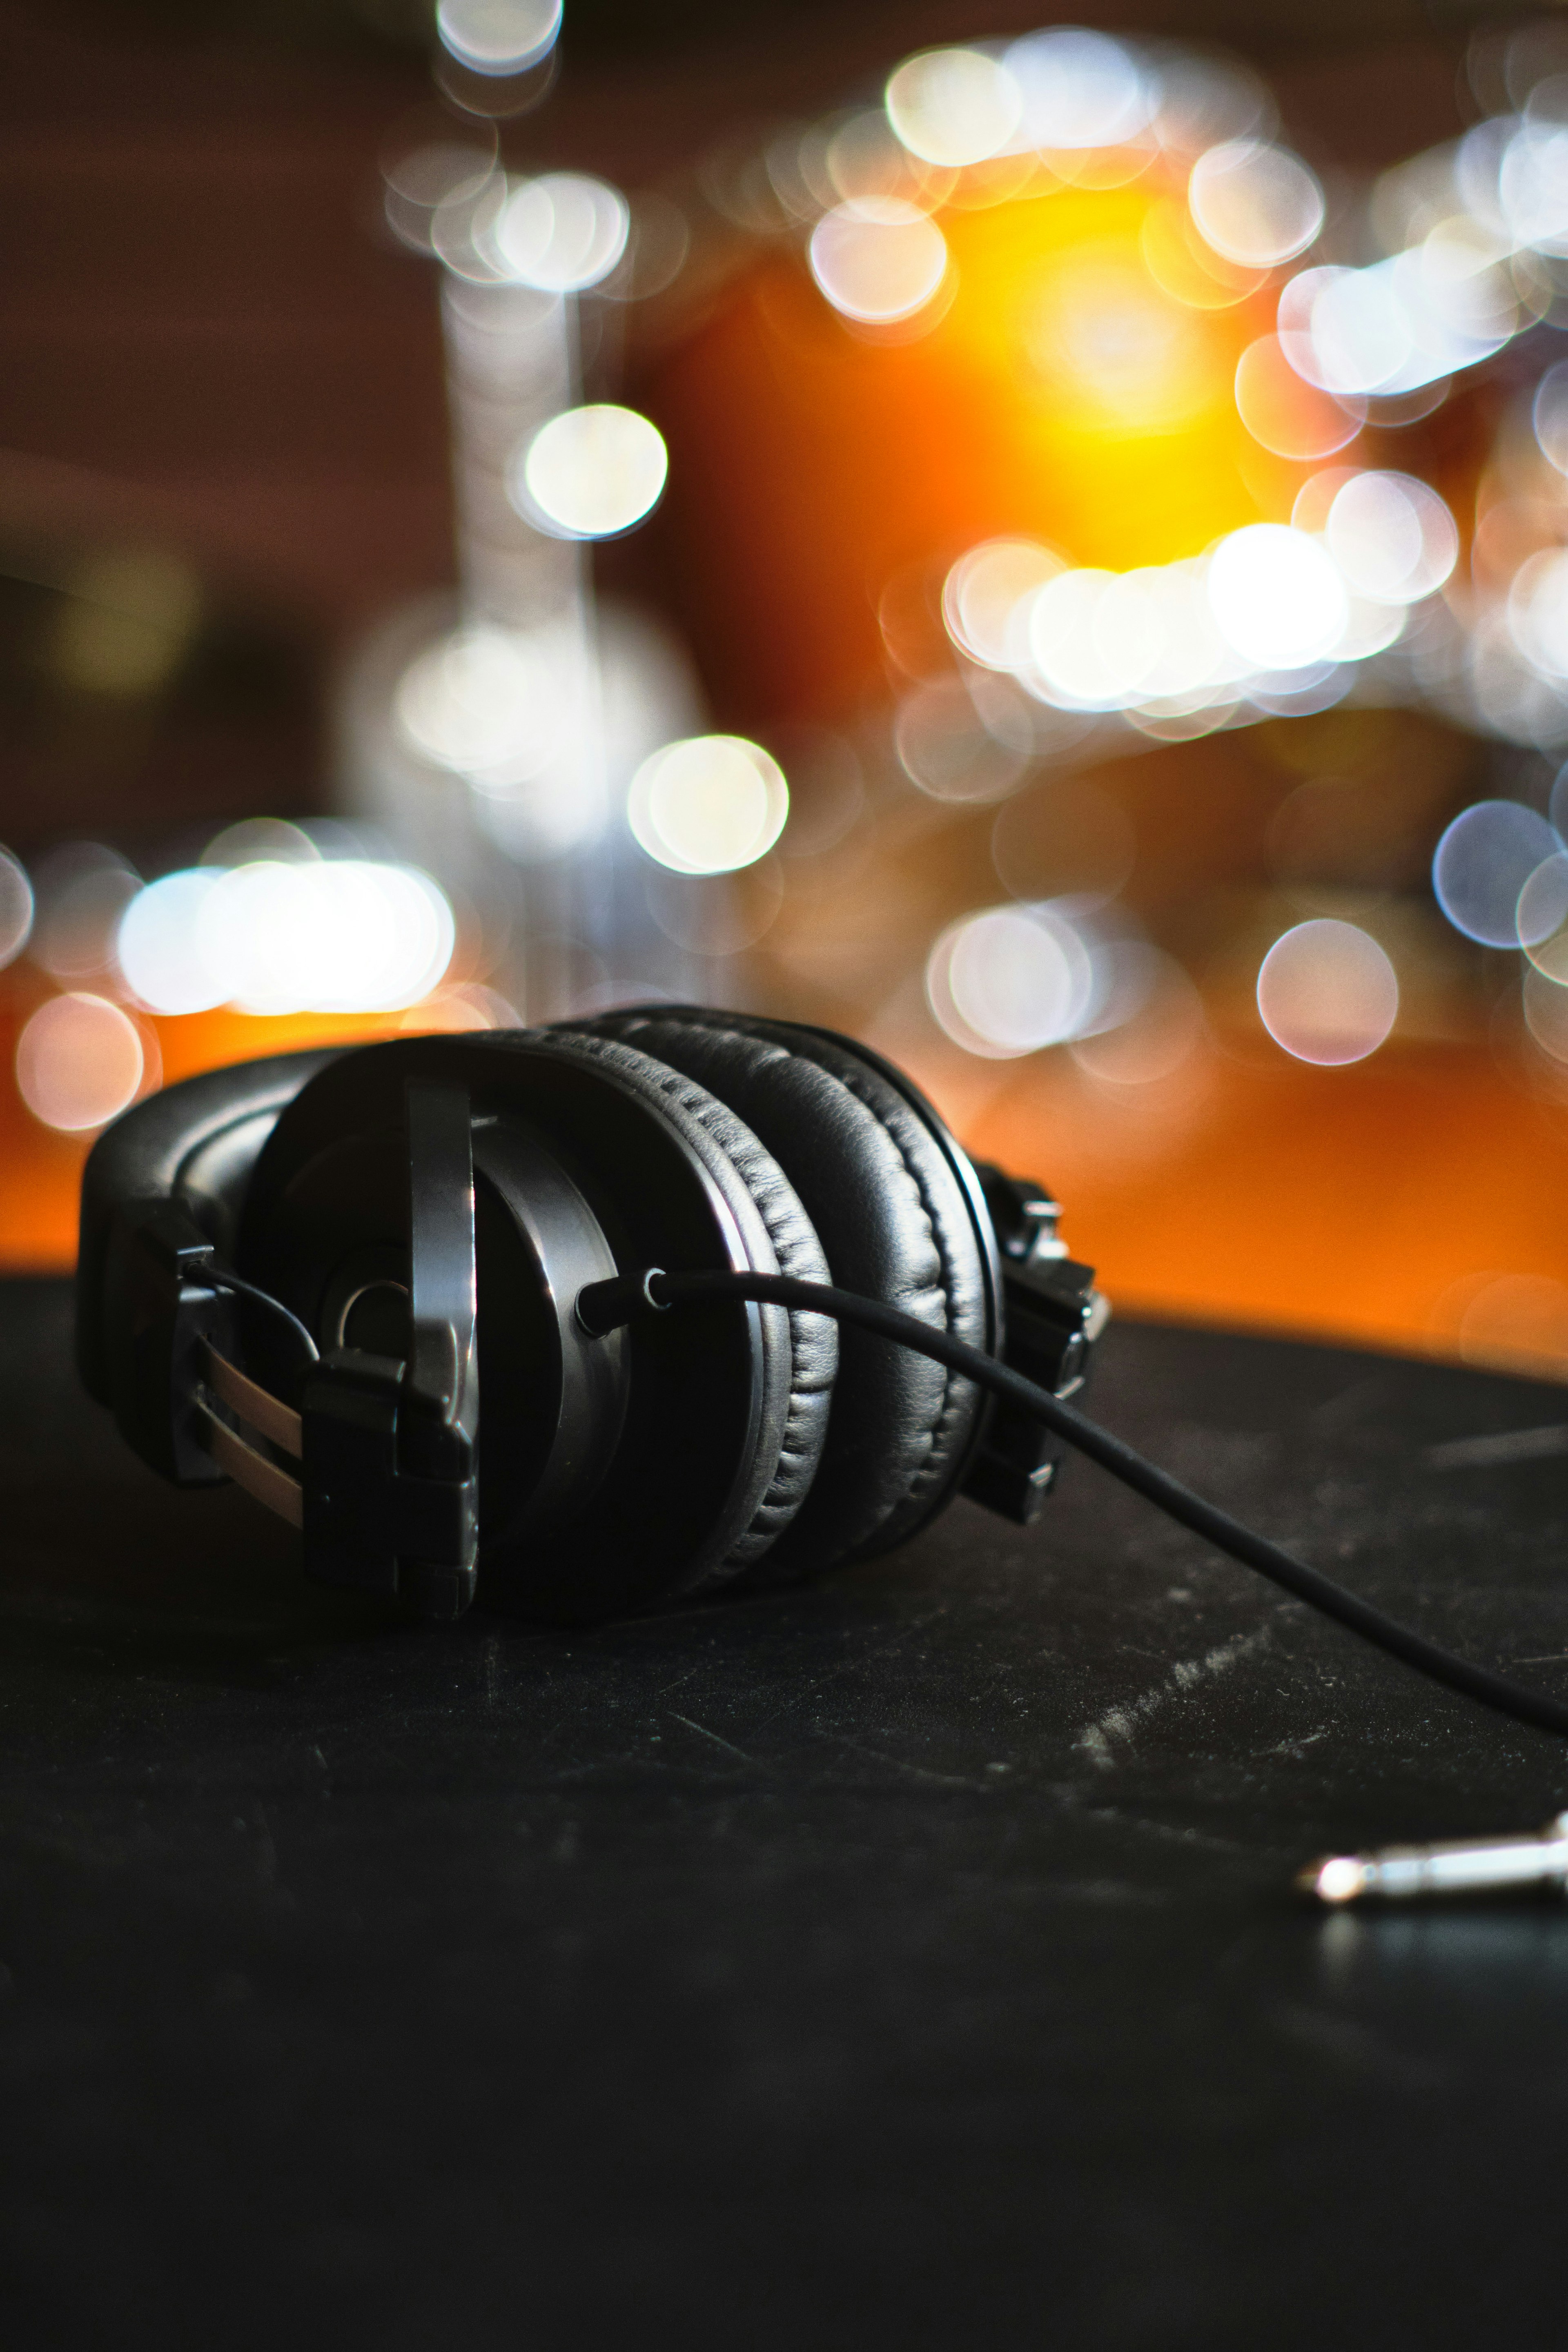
[2,1274,1566,2345]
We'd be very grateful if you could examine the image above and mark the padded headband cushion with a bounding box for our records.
[576,1009,991,1578]
[544,1030,837,1586]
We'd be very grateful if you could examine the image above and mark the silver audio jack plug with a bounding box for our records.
[1298,1812,1568,1904]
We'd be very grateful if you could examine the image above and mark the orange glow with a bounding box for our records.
[961,1038,1568,1380]
[0,963,443,1271]
[641,167,1298,721]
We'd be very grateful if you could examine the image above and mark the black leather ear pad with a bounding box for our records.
[542,1031,837,1585]
[575,1009,994,1577]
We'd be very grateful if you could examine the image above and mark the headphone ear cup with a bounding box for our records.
[575,1009,993,1578]
[547,1030,837,1585]
[235,1028,836,1619]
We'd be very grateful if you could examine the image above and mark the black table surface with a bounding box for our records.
[4,1275,1568,2347]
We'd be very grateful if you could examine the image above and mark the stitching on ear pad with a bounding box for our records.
[545,1031,837,1581]
[575,1010,990,1576]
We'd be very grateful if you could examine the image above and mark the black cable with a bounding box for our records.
[577,1266,1568,1743]
[200,1258,320,1366]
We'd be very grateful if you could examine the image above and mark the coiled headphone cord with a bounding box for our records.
[580,1266,1568,1744]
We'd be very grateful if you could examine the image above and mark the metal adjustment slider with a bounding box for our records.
[962,1165,1111,1526]
[301,1080,479,1621]
[109,1082,483,1623]
[100,1196,238,1488]
[1299,1813,1568,1904]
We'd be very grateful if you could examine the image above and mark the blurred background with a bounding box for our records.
[9,0,1568,1377]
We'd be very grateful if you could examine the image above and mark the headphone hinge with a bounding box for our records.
[963,1167,1110,1526]
[301,1349,478,1619]
[298,1078,480,1622]
[103,1198,234,1488]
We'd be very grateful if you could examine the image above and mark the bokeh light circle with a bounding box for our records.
[1207,525,1348,670]
[201,818,317,868]
[117,861,454,1016]
[926,903,1095,1057]
[1283,264,1410,396]
[1027,568,1165,707]
[1524,963,1568,1060]
[0,846,35,971]
[514,405,668,539]
[1256,920,1399,1064]
[395,624,559,782]
[1071,956,1207,1087]
[808,198,948,323]
[1189,139,1325,268]
[1007,27,1154,150]
[16,993,145,1131]
[942,540,1065,669]
[1324,472,1458,604]
[118,870,226,1014]
[1534,360,1568,475]
[884,47,1021,167]
[628,736,789,875]
[1432,800,1560,946]
[29,846,139,984]
[435,0,561,76]
[1234,336,1363,461]
[1517,852,1568,980]
[1507,548,1568,679]
[894,681,1026,802]
[496,173,629,291]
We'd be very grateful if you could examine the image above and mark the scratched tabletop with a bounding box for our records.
[2,1276,1566,2348]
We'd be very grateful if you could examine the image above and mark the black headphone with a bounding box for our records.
[75,1008,1103,1626]
[72,1003,1568,1747]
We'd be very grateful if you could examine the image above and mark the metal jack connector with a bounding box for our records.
[1298,1813,1568,1904]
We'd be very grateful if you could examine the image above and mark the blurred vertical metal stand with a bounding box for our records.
[440,267,603,1018]
[336,77,706,1025]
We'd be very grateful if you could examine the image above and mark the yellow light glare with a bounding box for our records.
[885,48,1022,168]
[1140,193,1265,309]
[513,405,668,540]
[628,736,789,874]
[1026,252,1213,429]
